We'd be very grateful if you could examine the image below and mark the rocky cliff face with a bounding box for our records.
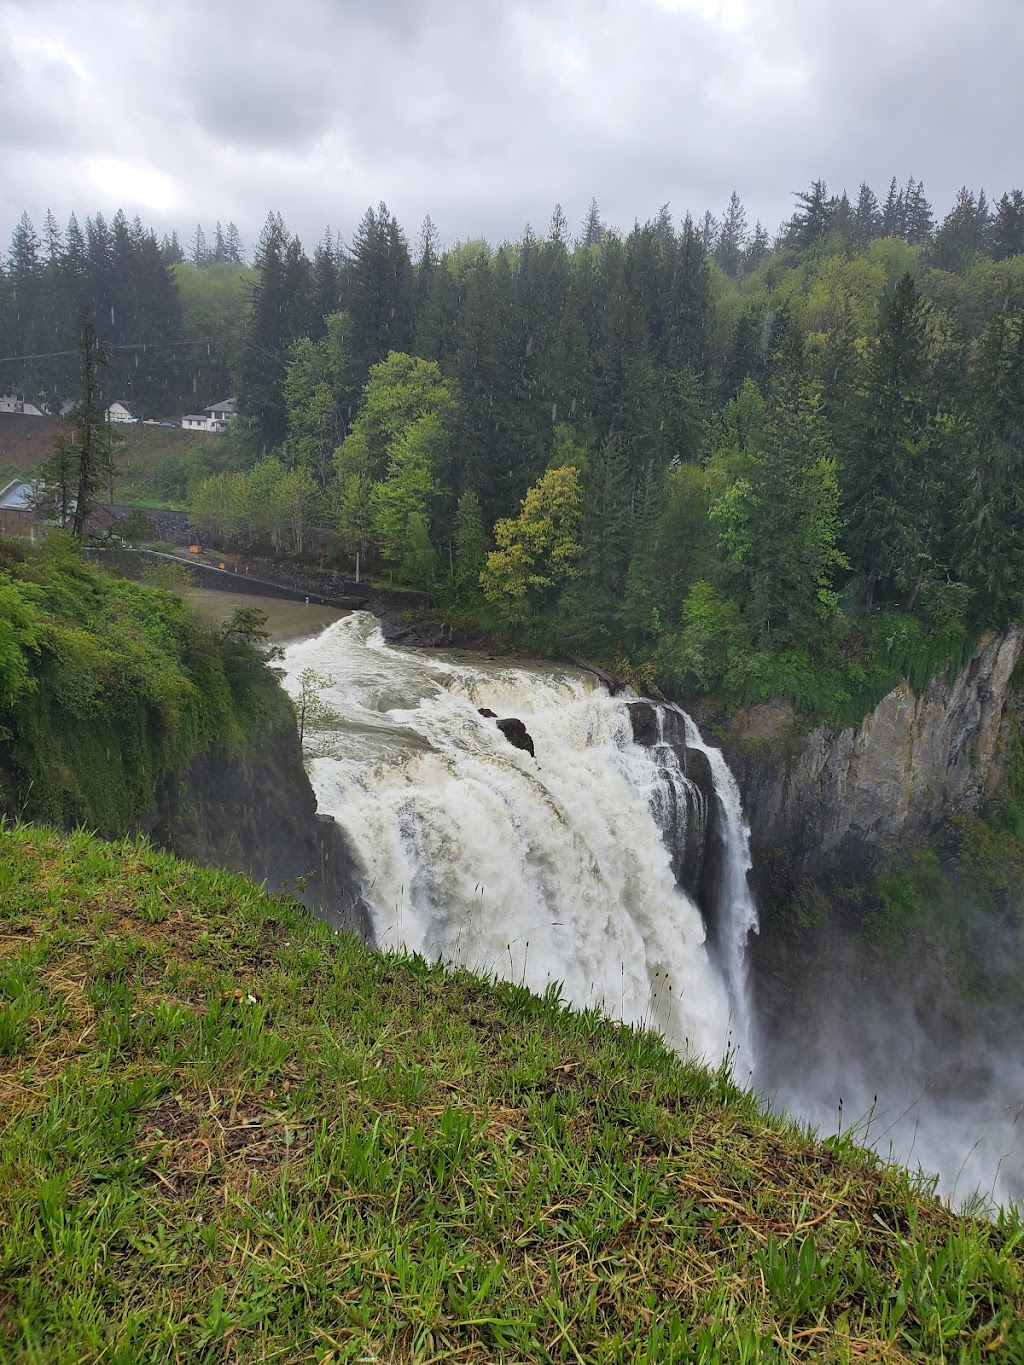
[726,627,1023,891]
[709,627,1024,1050]
[149,729,371,942]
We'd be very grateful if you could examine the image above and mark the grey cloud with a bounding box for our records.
[1,0,1022,253]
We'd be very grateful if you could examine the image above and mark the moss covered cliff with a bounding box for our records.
[0,535,365,934]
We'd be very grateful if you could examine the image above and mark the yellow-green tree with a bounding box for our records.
[480,465,583,624]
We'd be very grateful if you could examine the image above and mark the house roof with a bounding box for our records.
[0,480,35,510]
[108,400,134,413]
[205,398,236,414]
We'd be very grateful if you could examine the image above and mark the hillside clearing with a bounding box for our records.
[0,412,220,509]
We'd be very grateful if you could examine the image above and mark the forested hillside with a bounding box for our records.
[0,213,250,412]
[5,178,1024,714]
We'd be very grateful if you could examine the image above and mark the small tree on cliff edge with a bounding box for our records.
[38,313,116,535]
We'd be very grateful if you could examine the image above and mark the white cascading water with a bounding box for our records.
[678,707,760,1069]
[283,613,758,1072]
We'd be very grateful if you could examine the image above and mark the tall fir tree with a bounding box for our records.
[843,274,935,606]
[991,191,1024,261]
[715,192,748,277]
[853,182,882,243]
[343,202,413,384]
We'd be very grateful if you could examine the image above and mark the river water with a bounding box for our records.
[185,587,348,643]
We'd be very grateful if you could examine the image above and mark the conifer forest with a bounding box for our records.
[4,178,1024,717]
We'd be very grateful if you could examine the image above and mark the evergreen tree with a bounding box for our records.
[160,230,185,264]
[931,188,989,273]
[42,209,62,264]
[829,190,855,242]
[190,223,210,267]
[853,182,882,243]
[38,314,116,535]
[843,274,933,606]
[652,203,675,246]
[238,212,298,451]
[697,210,718,254]
[557,431,633,650]
[664,219,713,378]
[881,177,906,238]
[414,246,459,364]
[547,272,593,426]
[719,310,766,403]
[904,178,934,245]
[343,202,414,382]
[788,181,831,249]
[742,221,771,272]
[715,192,748,276]
[6,213,44,394]
[548,203,569,247]
[712,380,845,647]
[618,460,665,650]
[449,488,489,603]
[224,222,245,264]
[579,198,604,248]
[579,430,633,597]
[310,228,341,337]
[991,191,1024,261]
[814,292,861,444]
[65,213,87,278]
[960,311,1024,623]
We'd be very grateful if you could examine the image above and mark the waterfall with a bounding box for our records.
[283,613,758,1073]
[679,708,759,1069]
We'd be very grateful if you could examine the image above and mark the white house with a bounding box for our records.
[181,398,236,434]
[106,401,138,424]
[0,390,44,416]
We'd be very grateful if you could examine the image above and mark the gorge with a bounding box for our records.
[280,610,1024,1207]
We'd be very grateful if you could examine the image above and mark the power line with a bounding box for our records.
[0,333,239,365]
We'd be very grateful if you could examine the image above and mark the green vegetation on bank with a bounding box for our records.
[1,823,1023,1362]
[0,536,286,834]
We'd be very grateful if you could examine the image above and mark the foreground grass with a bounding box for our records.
[0,827,1022,1363]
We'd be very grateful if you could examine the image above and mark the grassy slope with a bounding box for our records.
[0,412,217,508]
[1,828,1022,1363]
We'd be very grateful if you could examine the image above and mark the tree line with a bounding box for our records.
[8,177,1024,713]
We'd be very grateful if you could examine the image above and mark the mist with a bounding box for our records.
[754,903,1024,1208]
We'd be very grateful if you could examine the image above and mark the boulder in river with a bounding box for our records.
[494,716,536,758]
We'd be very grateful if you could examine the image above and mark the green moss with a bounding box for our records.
[864,848,954,957]
[0,536,285,836]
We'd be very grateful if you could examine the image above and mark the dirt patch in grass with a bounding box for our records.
[141,1094,309,1198]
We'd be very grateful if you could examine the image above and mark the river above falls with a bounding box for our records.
[185,586,349,643]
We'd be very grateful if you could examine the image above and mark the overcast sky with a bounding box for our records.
[2,0,1022,258]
